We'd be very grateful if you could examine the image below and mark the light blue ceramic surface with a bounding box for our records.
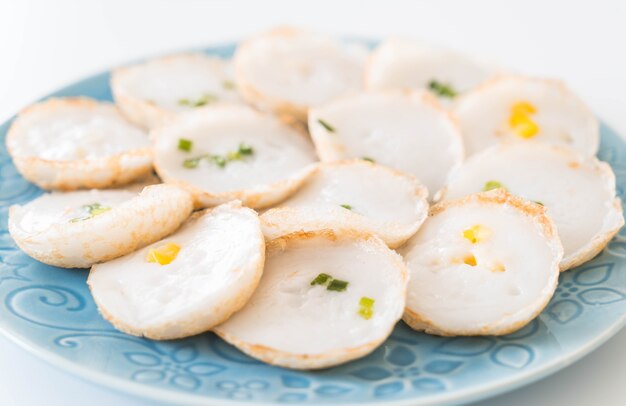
[1,43,626,406]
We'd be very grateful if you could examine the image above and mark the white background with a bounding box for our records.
[1,0,626,405]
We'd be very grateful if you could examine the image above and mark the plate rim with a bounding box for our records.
[2,302,625,406]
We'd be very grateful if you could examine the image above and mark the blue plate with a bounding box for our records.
[2,42,626,406]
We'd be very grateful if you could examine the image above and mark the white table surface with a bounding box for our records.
[1,0,625,405]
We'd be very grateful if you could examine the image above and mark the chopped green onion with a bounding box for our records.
[340,204,352,210]
[310,273,332,286]
[227,151,242,161]
[183,155,205,169]
[179,93,218,107]
[69,217,89,223]
[362,156,376,163]
[533,200,544,206]
[238,143,254,156]
[210,155,227,168]
[222,80,236,90]
[317,119,335,133]
[483,180,507,192]
[327,279,349,292]
[358,296,375,320]
[69,203,111,222]
[196,93,217,106]
[226,143,255,161]
[428,80,457,98]
[310,273,349,291]
[88,205,111,216]
[183,144,254,169]
[178,138,193,152]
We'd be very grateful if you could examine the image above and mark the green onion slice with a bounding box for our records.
[310,273,332,286]
[317,119,335,133]
[69,203,111,222]
[178,138,193,152]
[483,180,507,192]
[428,80,457,98]
[327,279,349,292]
[178,93,218,107]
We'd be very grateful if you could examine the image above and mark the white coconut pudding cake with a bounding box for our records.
[453,75,599,157]
[6,97,152,190]
[401,190,563,336]
[261,159,429,248]
[308,90,464,199]
[365,38,497,103]
[8,183,193,268]
[88,201,265,340]
[234,26,367,121]
[112,53,243,129]
[444,142,623,270]
[214,230,408,369]
[152,104,318,209]
[5,26,624,371]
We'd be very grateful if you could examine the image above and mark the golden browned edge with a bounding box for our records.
[403,188,563,336]
[234,26,310,122]
[561,197,625,271]
[214,228,409,369]
[111,90,173,130]
[154,161,317,210]
[8,184,193,268]
[260,207,418,249]
[6,97,153,190]
[559,148,622,270]
[452,74,600,155]
[431,188,559,240]
[361,37,387,90]
[11,149,153,191]
[87,201,266,340]
[402,287,556,337]
[293,158,430,202]
[234,61,308,122]
[213,328,385,370]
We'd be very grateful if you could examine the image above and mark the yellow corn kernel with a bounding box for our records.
[146,243,181,265]
[463,225,491,244]
[511,101,536,115]
[510,115,539,139]
[463,254,477,267]
[509,101,539,139]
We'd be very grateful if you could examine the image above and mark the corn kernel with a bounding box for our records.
[146,243,181,265]
[509,101,539,139]
[463,254,477,267]
[463,225,491,244]
[510,115,539,139]
[511,101,536,115]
